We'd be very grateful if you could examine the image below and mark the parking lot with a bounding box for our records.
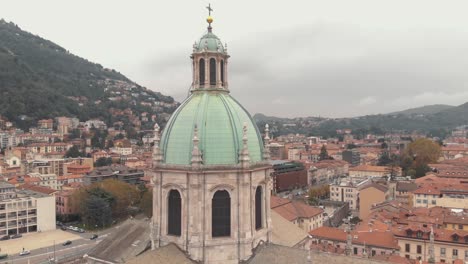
[0,229,81,255]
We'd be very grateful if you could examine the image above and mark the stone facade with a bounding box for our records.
[150,164,272,264]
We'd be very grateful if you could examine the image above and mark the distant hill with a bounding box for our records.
[388,104,455,116]
[254,102,468,139]
[0,19,176,129]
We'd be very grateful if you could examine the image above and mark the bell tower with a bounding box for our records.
[191,7,229,92]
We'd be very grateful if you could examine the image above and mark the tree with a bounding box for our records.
[65,145,83,158]
[404,138,441,166]
[400,138,441,178]
[319,145,329,161]
[139,189,153,217]
[81,195,113,228]
[95,157,112,167]
[69,129,81,139]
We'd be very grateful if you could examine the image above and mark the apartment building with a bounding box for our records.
[0,189,55,236]
[330,177,369,210]
[84,165,144,185]
[271,195,324,232]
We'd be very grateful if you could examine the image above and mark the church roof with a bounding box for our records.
[195,31,225,52]
[160,91,264,165]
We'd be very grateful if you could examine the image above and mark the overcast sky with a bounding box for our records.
[3,0,468,117]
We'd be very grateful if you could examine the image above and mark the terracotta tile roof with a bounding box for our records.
[396,182,418,192]
[18,183,57,195]
[393,225,468,245]
[350,165,390,173]
[270,195,291,208]
[309,226,399,249]
[359,182,388,193]
[271,196,323,222]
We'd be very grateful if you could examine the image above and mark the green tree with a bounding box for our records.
[139,189,153,217]
[81,195,113,228]
[69,129,81,139]
[95,157,112,167]
[65,145,83,158]
[319,145,329,161]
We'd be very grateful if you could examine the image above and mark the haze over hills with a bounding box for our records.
[0,19,176,129]
[254,102,468,138]
[387,104,455,116]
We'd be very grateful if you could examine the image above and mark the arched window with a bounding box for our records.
[168,190,181,236]
[220,60,224,86]
[199,59,205,86]
[212,190,230,237]
[255,186,262,230]
[209,58,216,85]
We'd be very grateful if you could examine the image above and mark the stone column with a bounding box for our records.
[224,59,229,89]
[216,56,222,88]
[204,55,209,87]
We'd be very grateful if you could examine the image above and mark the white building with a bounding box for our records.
[0,189,56,237]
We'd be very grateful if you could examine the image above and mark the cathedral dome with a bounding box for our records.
[160,91,264,165]
[195,32,225,52]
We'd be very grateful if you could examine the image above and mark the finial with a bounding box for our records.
[206,4,213,32]
[191,124,203,169]
[263,124,271,161]
[152,123,163,166]
[239,122,250,168]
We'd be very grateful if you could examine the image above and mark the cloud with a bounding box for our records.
[358,96,377,106]
[139,22,468,118]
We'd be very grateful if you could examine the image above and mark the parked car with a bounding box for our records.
[10,234,22,239]
[19,250,30,256]
[61,226,67,231]
[62,240,72,246]
[0,235,9,241]
[77,228,85,233]
[90,234,98,240]
[0,253,7,259]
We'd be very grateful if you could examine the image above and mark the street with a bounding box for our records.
[0,227,116,264]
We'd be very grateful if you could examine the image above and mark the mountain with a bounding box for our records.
[0,19,176,130]
[388,104,455,116]
[254,102,468,139]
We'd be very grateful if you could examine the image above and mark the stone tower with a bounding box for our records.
[149,8,273,264]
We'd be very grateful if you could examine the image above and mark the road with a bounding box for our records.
[2,230,113,264]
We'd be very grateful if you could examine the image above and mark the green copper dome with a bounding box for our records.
[195,32,225,52]
[160,91,263,165]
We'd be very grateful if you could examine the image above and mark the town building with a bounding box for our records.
[84,165,144,185]
[0,188,55,237]
[342,149,361,166]
[271,160,308,192]
[269,142,286,160]
[330,177,369,211]
[358,183,389,219]
[271,196,323,232]
[308,160,349,185]
[349,165,402,178]
[309,226,399,258]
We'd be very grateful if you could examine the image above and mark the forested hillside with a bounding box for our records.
[0,19,175,129]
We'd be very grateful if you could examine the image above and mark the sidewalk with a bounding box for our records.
[0,229,81,254]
